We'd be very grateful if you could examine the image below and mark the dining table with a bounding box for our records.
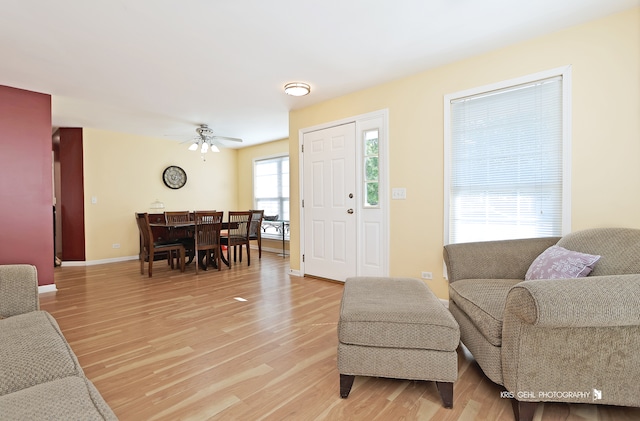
[149,218,238,269]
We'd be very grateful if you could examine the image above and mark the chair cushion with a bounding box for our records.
[339,277,459,351]
[0,311,82,395]
[0,376,117,420]
[448,279,520,346]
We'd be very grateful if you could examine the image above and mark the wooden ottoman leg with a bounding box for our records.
[511,399,536,421]
[436,381,454,408]
[340,374,355,398]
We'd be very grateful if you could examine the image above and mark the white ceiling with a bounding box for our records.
[1,0,637,147]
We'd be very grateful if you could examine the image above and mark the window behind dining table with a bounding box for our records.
[254,155,289,223]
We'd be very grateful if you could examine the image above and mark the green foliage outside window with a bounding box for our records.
[364,133,379,206]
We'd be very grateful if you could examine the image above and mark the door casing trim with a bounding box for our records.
[298,109,390,280]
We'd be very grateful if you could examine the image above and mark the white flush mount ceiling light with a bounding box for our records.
[284,82,310,96]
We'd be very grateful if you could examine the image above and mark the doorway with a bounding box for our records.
[52,128,86,264]
[299,110,389,282]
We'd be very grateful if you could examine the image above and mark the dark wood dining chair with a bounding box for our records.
[164,211,191,224]
[135,213,185,277]
[249,210,265,259]
[220,211,252,266]
[193,211,223,273]
[165,211,195,264]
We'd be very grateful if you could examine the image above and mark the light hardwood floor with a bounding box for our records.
[41,253,640,421]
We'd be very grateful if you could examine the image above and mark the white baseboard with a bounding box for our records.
[249,244,288,255]
[63,250,291,267]
[38,284,57,294]
[440,298,449,308]
[289,269,302,277]
[61,255,139,267]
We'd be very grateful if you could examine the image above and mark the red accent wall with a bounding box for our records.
[58,128,86,261]
[0,85,54,285]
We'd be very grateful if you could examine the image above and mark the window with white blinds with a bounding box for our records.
[254,155,289,223]
[444,67,571,244]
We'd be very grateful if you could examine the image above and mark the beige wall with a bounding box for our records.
[288,8,640,299]
[237,138,290,251]
[82,128,238,261]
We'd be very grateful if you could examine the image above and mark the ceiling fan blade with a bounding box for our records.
[213,136,243,143]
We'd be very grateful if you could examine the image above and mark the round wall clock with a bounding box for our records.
[162,166,187,189]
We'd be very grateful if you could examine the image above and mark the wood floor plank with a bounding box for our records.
[38,254,640,420]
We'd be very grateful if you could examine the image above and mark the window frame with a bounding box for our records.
[253,154,290,240]
[443,66,572,245]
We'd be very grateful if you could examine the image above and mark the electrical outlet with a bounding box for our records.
[421,271,433,280]
[112,243,120,249]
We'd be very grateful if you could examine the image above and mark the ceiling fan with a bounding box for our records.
[185,124,242,156]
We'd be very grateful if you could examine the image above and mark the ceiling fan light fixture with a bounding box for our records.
[284,82,310,96]
[196,124,214,137]
[186,124,242,155]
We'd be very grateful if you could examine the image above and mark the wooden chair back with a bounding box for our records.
[165,211,192,224]
[194,211,223,272]
[194,211,223,248]
[220,211,253,266]
[249,209,265,259]
[164,211,193,244]
[227,211,252,245]
[249,210,264,240]
[136,212,153,251]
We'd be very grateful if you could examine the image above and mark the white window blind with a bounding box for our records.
[447,75,565,244]
[254,155,289,222]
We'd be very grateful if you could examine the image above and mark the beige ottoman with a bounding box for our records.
[337,277,460,408]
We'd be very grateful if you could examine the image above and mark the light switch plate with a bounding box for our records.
[391,188,407,200]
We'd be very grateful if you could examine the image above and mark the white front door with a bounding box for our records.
[303,123,357,281]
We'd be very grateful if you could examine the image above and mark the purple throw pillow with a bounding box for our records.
[525,245,601,280]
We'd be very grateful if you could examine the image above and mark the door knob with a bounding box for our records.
[348,193,354,198]
[347,209,354,214]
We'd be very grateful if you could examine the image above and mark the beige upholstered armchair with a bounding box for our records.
[0,264,39,317]
[443,228,640,421]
